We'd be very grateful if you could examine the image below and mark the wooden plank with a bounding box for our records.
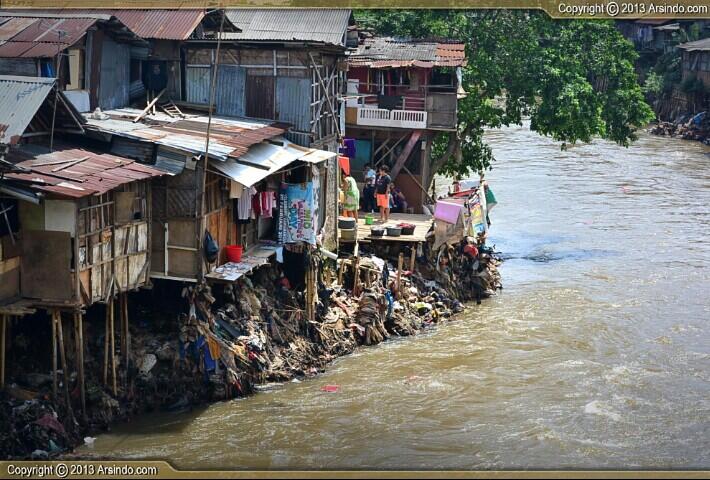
[55,311,73,419]
[390,130,423,180]
[133,88,166,122]
[74,312,86,417]
[21,231,72,301]
[51,313,57,401]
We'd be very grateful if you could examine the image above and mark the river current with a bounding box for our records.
[81,125,710,469]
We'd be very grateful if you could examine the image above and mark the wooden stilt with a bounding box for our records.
[410,244,417,273]
[1,314,6,389]
[74,312,86,416]
[122,293,130,372]
[103,300,109,386]
[338,259,345,286]
[51,312,57,401]
[110,300,117,396]
[55,311,73,418]
[353,254,361,296]
[397,253,404,299]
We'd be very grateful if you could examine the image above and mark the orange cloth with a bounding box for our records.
[376,193,389,209]
[207,335,221,361]
[338,155,350,176]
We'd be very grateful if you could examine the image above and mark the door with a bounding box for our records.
[245,75,275,119]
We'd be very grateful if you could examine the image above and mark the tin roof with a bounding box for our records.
[224,9,352,47]
[0,12,146,58]
[4,144,166,198]
[678,38,710,52]
[2,9,238,41]
[349,37,466,68]
[211,137,335,188]
[84,108,287,162]
[0,75,84,145]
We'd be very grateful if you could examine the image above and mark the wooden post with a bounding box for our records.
[110,301,117,396]
[353,254,361,296]
[0,314,5,389]
[103,300,110,386]
[74,312,86,416]
[51,312,57,401]
[122,293,130,372]
[397,253,404,299]
[410,244,417,273]
[55,311,73,418]
[337,259,345,286]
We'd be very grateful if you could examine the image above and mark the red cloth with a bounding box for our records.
[251,192,261,217]
[464,244,479,258]
[338,155,350,176]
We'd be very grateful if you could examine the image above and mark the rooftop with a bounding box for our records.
[0,75,84,145]
[678,37,710,52]
[224,9,352,47]
[349,37,466,69]
[0,11,146,58]
[4,143,166,198]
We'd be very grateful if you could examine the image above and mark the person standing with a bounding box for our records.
[341,171,360,220]
[363,163,376,213]
[376,165,392,223]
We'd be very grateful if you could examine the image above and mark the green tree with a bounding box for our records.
[355,10,655,184]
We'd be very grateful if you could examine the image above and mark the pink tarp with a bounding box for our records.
[434,199,464,224]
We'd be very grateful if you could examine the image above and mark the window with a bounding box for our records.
[66,48,85,90]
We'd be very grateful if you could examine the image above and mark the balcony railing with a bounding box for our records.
[356,107,428,129]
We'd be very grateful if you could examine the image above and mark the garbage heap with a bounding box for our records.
[649,112,710,145]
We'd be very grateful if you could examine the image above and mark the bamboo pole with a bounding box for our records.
[74,312,86,416]
[123,293,130,372]
[51,312,57,401]
[397,253,404,299]
[103,300,109,386]
[110,300,117,396]
[353,254,361,296]
[55,311,73,418]
[410,244,417,273]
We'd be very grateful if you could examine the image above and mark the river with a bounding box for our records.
[80,125,710,470]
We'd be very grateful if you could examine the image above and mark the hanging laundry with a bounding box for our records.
[338,155,350,175]
[260,191,275,218]
[229,181,243,199]
[237,186,257,220]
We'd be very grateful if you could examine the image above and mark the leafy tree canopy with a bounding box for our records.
[354,10,655,181]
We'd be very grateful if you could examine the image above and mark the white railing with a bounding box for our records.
[356,107,427,129]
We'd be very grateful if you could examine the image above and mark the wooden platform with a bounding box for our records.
[339,213,433,244]
[205,244,279,283]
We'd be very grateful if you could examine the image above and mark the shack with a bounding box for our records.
[0,11,148,112]
[82,108,337,282]
[0,75,167,413]
[678,38,710,90]
[345,35,467,213]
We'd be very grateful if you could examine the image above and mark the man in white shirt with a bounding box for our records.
[363,163,376,213]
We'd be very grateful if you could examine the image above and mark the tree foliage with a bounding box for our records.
[354,10,655,181]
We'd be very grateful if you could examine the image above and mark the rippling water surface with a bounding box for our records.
[81,125,710,469]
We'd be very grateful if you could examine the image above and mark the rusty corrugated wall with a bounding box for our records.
[275,76,310,133]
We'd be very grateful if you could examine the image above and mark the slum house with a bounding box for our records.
[0,11,148,112]
[345,35,467,214]
[0,75,167,413]
[678,38,710,89]
[7,9,240,112]
[82,108,337,288]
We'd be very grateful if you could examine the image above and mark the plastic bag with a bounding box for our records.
[204,230,219,263]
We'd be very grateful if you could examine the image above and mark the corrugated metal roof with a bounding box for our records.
[211,136,335,188]
[678,38,710,52]
[84,108,287,161]
[349,37,466,68]
[5,144,167,198]
[0,75,54,145]
[1,9,238,41]
[224,9,351,46]
[0,12,146,58]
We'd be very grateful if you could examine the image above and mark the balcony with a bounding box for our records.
[355,107,428,129]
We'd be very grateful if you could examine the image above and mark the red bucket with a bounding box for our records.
[225,245,243,263]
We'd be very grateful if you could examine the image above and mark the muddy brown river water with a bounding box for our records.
[80,125,710,469]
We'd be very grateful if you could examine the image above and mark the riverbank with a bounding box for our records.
[0,234,502,459]
[649,112,710,145]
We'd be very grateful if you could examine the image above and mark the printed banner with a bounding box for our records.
[279,182,316,245]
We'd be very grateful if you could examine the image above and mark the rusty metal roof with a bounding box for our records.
[349,37,466,69]
[83,108,287,161]
[0,12,146,58]
[0,75,84,145]
[5,144,166,198]
[224,9,352,46]
[1,9,238,41]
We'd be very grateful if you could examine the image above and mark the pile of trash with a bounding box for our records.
[0,390,79,459]
[649,112,710,145]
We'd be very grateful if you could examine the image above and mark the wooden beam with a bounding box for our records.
[110,301,117,396]
[410,245,417,273]
[133,88,166,123]
[390,130,423,180]
[74,312,86,417]
[397,253,404,299]
[51,312,57,401]
[55,311,74,419]
[103,300,110,386]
